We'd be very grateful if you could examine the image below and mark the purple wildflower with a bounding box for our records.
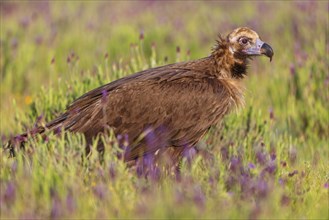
[248,162,256,169]
[256,151,267,165]
[145,128,157,149]
[150,166,161,182]
[134,154,157,179]
[183,147,197,167]
[50,199,62,219]
[240,174,252,196]
[93,184,107,200]
[193,187,205,210]
[264,160,277,175]
[101,89,108,104]
[54,127,62,136]
[15,135,27,143]
[66,189,76,213]
[11,161,17,173]
[136,161,144,178]
[4,182,16,205]
[324,183,329,189]
[278,178,285,186]
[256,179,268,199]
[229,156,241,172]
[50,189,62,219]
[143,153,154,169]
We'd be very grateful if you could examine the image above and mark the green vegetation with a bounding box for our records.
[1,1,328,219]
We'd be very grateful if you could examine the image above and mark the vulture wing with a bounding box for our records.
[46,58,235,161]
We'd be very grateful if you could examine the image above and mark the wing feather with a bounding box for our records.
[45,58,238,161]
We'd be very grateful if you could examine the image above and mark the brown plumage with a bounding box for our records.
[7,27,273,164]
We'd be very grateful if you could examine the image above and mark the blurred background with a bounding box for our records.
[1,1,327,135]
[0,1,328,219]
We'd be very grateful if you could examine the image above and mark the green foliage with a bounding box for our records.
[1,1,328,219]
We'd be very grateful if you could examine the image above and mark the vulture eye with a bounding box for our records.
[239,37,249,45]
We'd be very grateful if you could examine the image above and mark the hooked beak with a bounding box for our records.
[260,43,274,61]
[244,38,274,61]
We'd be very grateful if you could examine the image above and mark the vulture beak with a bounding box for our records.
[260,42,274,61]
[244,38,274,61]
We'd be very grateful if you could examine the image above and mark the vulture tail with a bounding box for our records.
[4,112,69,157]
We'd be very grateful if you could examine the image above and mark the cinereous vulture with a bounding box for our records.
[7,27,273,165]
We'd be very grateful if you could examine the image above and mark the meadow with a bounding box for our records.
[0,1,328,219]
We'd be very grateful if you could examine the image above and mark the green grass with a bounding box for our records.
[1,1,328,219]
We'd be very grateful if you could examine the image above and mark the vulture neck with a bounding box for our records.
[211,38,247,79]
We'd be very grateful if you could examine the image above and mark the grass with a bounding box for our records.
[1,1,328,219]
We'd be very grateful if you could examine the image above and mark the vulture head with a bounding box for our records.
[227,27,274,61]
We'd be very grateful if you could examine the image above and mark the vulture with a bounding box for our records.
[7,27,273,165]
